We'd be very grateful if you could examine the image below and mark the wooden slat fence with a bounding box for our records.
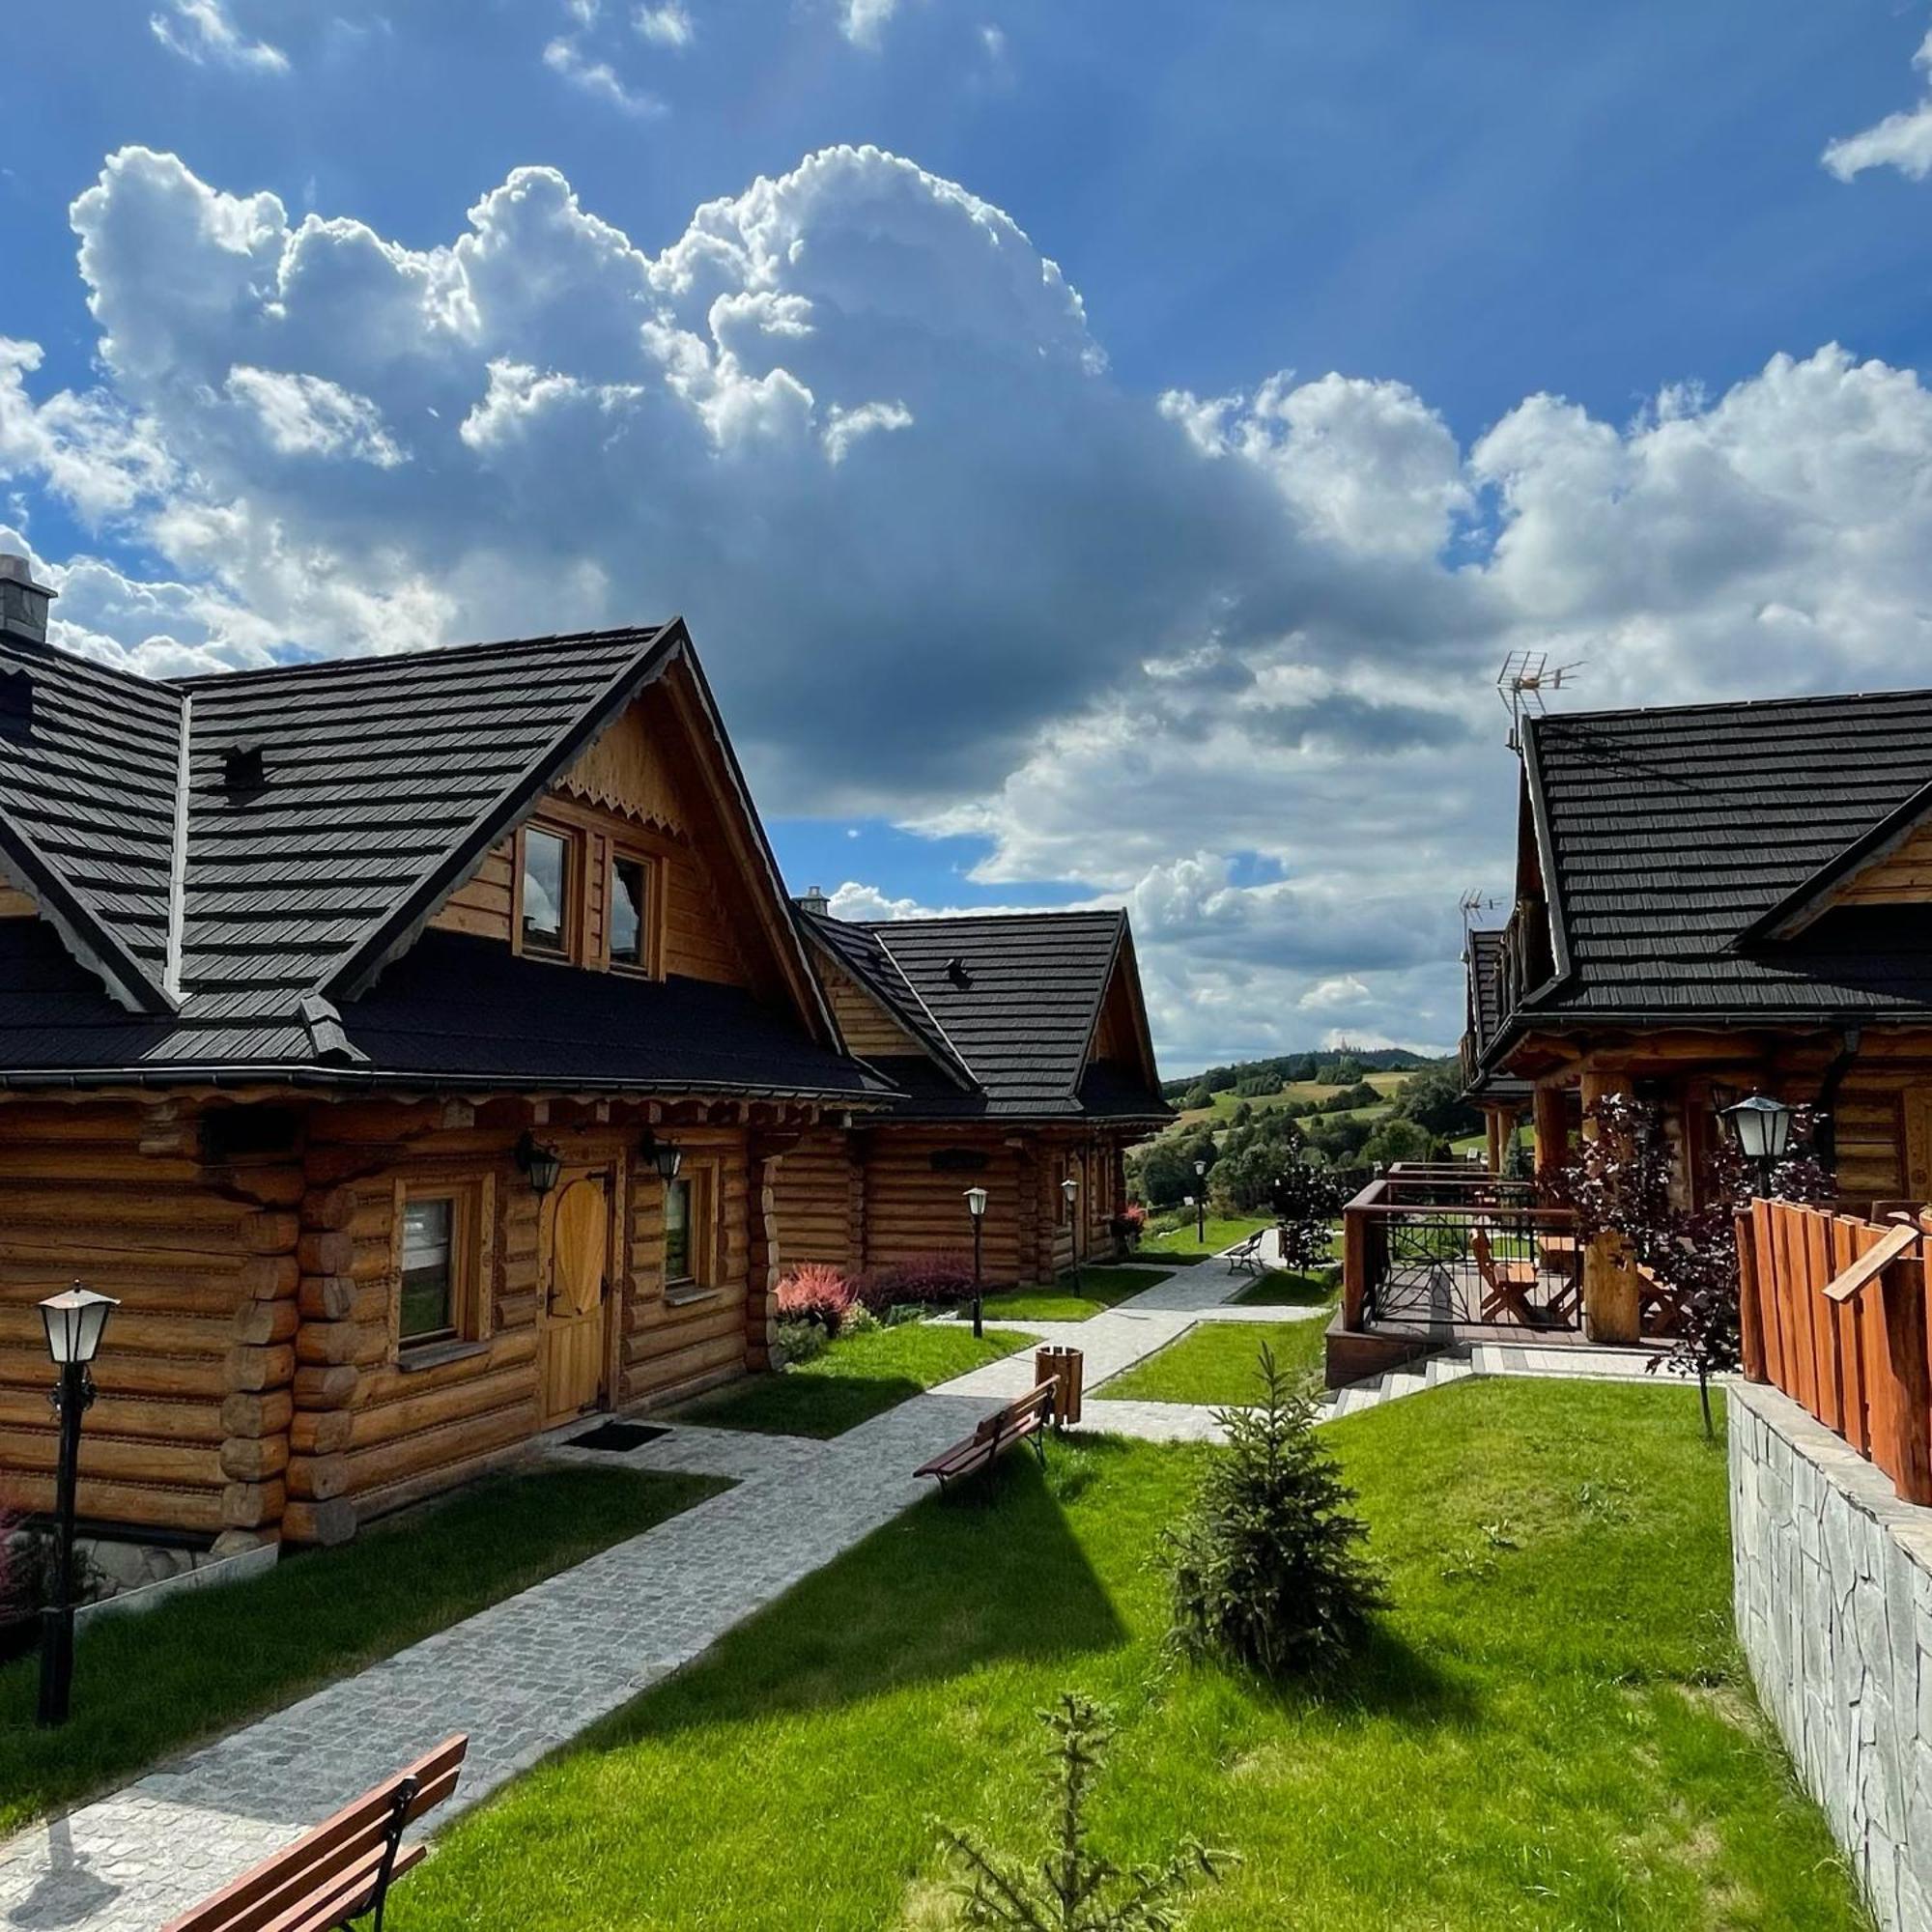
[1739,1199,1932,1505]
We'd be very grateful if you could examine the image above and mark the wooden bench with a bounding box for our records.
[1226,1229,1269,1276]
[160,1734,467,1932]
[916,1383,1056,1490]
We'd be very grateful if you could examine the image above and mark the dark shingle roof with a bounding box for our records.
[808,908,1169,1122]
[1462,928,1528,1102]
[1520,689,1932,1026]
[0,622,867,1096]
[802,911,971,1085]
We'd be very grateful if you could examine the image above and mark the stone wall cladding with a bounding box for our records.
[1730,1381,1932,1932]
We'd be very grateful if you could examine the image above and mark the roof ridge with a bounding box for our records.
[168,622,674,691]
[1541,684,1932,728]
[852,906,1122,930]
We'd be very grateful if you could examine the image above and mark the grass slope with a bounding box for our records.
[978,1264,1173,1322]
[1137,1215,1271,1263]
[0,1464,724,1835]
[389,1381,1861,1932]
[1101,1312,1333,1400]
[670,1321,1031,1438]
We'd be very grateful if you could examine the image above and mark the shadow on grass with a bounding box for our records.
[673,1372,924,1439]
[1235,1267,1339,1308]
[583,1446,1131,1746]
[1229,1620,1481,1729]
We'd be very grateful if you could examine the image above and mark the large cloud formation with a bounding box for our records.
[9,145,1932,1066]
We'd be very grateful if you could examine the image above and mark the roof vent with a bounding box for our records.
[946,955,972,988]
[0,667,33,740]
[0,554,54,648]
[797,885,831,918]
[221,742,267,800]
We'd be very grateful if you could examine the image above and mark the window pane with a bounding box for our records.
[401,1197,453,1341]
[522,828,570,952]
[665,1177,692,1281]
[611,857,647,967]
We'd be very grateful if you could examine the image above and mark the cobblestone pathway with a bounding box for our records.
[0,1236,1674,1928]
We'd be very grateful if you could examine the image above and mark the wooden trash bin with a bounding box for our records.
[1034,1345,1084,1426]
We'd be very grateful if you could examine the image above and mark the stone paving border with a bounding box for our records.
[0,1231,1681,1929]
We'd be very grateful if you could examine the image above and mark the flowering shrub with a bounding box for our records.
[854,1252,978,1311]
[776,1263,857,1336]
[1109,1205,1147,1249]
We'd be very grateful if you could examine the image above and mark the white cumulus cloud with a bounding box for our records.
[11,144,1932,1065]
[636,2,694,47]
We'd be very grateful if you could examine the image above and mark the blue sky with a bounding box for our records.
[7,3,1932,1069]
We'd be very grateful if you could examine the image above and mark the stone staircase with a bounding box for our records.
[1321,1350,1475,1420]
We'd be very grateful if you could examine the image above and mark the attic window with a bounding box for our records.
[221,743,267,798]
[0,668,32,740]
[945,955,972,988]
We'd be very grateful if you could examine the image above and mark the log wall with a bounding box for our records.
[770,1129,856,1268]
[0,1100,298,1538]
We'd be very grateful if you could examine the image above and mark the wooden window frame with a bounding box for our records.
[392,1175,494,1364]
[605,844,665,979]
[663,1160,720,1300]
[513,819,583,963]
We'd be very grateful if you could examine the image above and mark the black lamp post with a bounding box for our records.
[515,1131,563,1198]
[37,1284,116,1729]
[965,1186,988,1337]
[1193,1159,1208,1247]
[1722,1094,1794,1200]
[1061,1174,1080,1296]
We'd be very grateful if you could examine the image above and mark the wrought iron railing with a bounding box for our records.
[1341,1163,1581,1333]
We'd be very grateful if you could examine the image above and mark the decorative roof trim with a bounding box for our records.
[1729,773,1932,949]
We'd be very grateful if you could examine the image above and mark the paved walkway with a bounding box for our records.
[0,1236,1671,1928]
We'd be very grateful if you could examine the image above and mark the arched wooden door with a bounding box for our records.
[540,1171,612,1425]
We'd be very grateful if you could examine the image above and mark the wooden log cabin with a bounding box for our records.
[1464,684,1932,1340]
[777,902,1170,1286]
[0,557,894,1546]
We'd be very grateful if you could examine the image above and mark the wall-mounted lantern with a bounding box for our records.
[515,1131,563,1199]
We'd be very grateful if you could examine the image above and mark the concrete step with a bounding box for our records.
[1380,1370,1429,1405]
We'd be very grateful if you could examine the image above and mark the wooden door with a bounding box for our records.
[540,1171,611,1425]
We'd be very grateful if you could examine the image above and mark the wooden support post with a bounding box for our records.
[1533,1081,1568,1180]
[1484,1107,1507,1177]
[1579,1070,1640,1345]
[745,1142,782,1373]
[1342,1209,1368,1331]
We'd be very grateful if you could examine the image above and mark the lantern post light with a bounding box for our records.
[1193,1158,1208,1247]
[1061,1173,1080,1295]
[36,1284,116,1729]
[515,1131,563,1199]
[1722,1094,1795,1200]
[965,1186,989,1337]
[639,1129,683,1183]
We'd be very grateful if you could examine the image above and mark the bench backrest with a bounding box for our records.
[160,1735,468,1932]
[970,1382,1056,1445]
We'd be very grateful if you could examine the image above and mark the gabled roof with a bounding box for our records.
[0,619,863,1094]
[1512,687,1932,1031]
[1461,928,1528,1102]
[803,906,1170,1122]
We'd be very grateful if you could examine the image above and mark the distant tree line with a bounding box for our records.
[1163,1044,1431,1106]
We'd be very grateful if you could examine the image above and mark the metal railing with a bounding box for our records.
[1341,1162,1581,1333]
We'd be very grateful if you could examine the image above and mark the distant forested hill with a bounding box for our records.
[1160,1046,1434,1103]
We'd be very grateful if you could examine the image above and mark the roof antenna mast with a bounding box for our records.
[1497,650,1585,753]
[1458,890,1502,930]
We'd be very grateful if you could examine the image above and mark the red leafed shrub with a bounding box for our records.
[854,1253,978,1311]
[776,1263,856,1336]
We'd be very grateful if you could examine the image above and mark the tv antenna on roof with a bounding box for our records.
[1459,890,1502,929]
[1497,651,1585,752]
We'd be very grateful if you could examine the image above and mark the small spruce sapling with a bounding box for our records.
[1164,1345,1384,1678]
[936,1693,1235,1931]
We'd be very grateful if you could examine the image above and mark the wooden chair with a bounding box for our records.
[916,1384,1056,1490]
[1471,1228,1542,1326]
[160,1734,467,1932]
[1635,1263,1682,1337]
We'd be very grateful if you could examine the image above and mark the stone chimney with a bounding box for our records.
[0,555,54,647]
[796,885,831,918]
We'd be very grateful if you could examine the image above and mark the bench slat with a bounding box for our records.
[917,1386,1054,1483]
[161,1738,465,1932]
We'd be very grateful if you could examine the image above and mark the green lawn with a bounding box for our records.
[670,1321,1031,1438]
[978,1264,1173,1322]
[1100,1312,1334,1401]
[1137,1214,1271,1263]
[1234,1264,1339,1307]
[0,1464,724,1836]
[389,1380,1861,1931]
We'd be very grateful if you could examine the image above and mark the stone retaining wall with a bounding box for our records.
[1729,1381,1932,1932]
